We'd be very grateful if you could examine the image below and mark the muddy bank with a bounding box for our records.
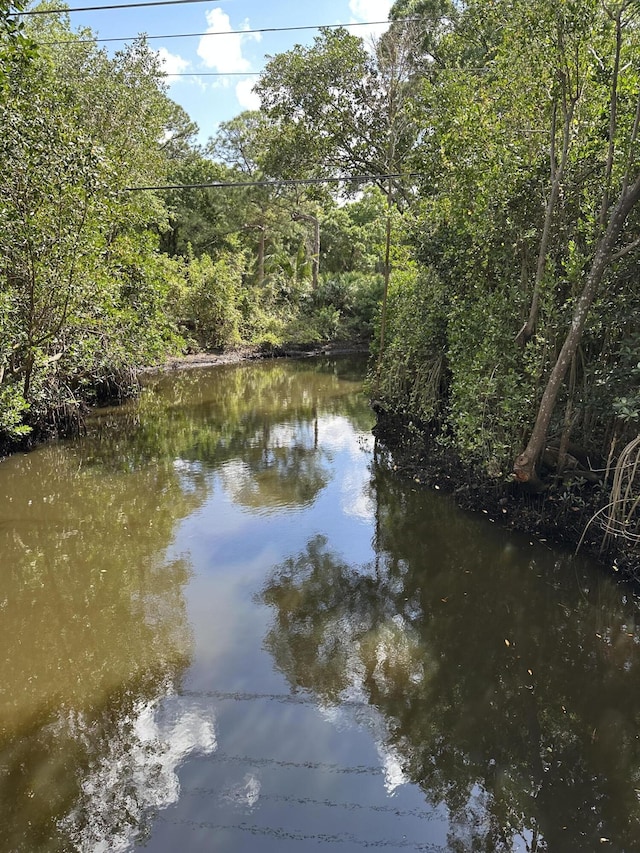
[146,340,370,373]
[372,407,640,584]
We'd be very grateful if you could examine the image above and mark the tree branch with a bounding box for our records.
[610,234,640,261]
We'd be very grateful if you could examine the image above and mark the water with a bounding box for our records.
[1,356,640,853]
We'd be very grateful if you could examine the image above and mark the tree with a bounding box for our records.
[515,165,640,483]
[0,15,186,444]
[258,24,423,356]
[0,0,36,88]
[160,154,239,258]
[513,0,640,482]
[320,187,387,275]
[514,0,597,346]
[374,0,640,490]
[210,111,282,287]
[257,25,422,201]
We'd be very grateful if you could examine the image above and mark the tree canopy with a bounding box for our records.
[2,0,640,546]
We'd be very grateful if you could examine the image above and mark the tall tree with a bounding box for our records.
[211,110,324,291]
[210,111,278,287]
[256,26,421,201]
[257,24,423,355]
[513,0,640,481]
[0,15,184,441]
[375,0,640,489]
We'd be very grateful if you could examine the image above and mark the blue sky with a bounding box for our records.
[67,0,394,146]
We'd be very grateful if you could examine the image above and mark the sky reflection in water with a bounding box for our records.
[1,357,640,852]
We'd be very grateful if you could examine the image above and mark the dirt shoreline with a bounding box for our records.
[372,408,640,585]
[145,341,371,373]
[5,343,638,582]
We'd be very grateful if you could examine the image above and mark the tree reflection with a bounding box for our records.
[0,355,372,851]
[261,469,640,852]
[0,443,211,852]
[218,422,329,511]
[87,357,371,512]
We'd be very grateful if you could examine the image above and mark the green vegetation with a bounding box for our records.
[0,4,386,450]
[372,0,640,502]
[253,0,640,542]
[2,0,640,538]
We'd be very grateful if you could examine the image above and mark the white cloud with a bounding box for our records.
[156,46,190,81]
[348,0,393,42]
[197,8,261,73]
[349,0,393,18]
[235,77,261,110]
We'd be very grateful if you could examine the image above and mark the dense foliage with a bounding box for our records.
[0,7,184,443]
[2,0,640,540]
[252,0,640,542]
[0,6,386,450]
[369,0,640,498]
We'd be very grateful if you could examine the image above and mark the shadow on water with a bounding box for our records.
[261,463,640,853]
[2,355,640,852]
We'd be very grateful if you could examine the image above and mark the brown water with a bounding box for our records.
[1,356,640,853]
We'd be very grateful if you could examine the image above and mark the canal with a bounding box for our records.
[1,355,640,852]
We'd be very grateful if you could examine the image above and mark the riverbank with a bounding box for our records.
[0,341,371,460]
[372,407,640,584]
[146,340,371,373]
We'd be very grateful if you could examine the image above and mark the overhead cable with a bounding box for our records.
[122,174,424,192]
[41,18,418,46]
[18,0,218,14]
[165,71,261,76]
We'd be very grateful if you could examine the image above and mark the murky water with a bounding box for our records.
[1,356,640,853]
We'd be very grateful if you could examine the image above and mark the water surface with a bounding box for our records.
[1,357,640,852]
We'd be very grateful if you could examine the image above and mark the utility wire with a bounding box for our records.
[166,71,261,76]
[61,65,491,79]
[122,173,424,192]
[41,18,416,46]
[18,0,218,14]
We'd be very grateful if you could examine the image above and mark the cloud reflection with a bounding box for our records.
[60,694,216,852]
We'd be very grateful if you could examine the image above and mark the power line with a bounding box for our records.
[122,173,424,192]
[58,69,261,77]
[60,65,494,80]
[41,18,412,46]
[18,0,218,14]
[203,750,384,775]
[166,71,261,76]
[181,689,368,707]
[156,814,440,851]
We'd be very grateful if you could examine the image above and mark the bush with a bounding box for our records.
[311,272,384,339]
[372,264,449,424]
[177,249,245,349]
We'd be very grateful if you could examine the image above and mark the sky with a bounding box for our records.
[65,0,394,146]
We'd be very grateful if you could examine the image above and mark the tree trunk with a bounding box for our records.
[516,99,576,346]
[379,199,392,359]
[514,172,640,483]
[311,215,320,291]
[292,210,320,290]
[257,225,265,287]
[599,9,623,227]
